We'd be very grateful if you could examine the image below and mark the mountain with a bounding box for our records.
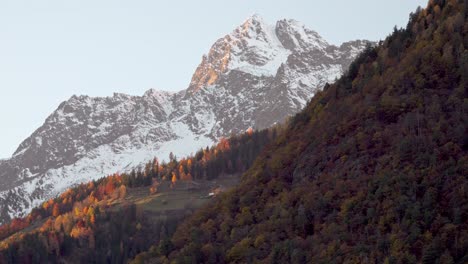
[0,15,372,223]
[0,1,466,263]
[133,1,466,263]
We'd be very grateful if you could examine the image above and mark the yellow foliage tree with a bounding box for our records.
[171,172,178,188]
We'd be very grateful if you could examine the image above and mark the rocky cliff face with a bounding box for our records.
[0,15,373,223]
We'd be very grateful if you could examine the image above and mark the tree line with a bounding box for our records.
[0,126,280,263]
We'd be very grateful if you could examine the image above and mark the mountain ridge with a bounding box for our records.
[0,14,373,223]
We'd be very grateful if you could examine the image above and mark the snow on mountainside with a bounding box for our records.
[0,15,373,223]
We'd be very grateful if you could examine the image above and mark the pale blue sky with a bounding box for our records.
[0,0,427,158]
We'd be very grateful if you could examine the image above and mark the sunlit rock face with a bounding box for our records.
[0,15,373,224]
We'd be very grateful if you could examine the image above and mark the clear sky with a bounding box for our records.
[0,0,427,159]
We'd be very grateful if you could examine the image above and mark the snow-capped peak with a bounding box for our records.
[275,19,330,52]
[226,14,289,77]
[235,13,270,39]
[187,15,356,94]
[188,15,292,93]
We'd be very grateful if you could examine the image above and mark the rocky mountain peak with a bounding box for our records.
[234,13,271,40]
[275,19,329,52]
[188,15,293,93]
[187,14,286,94]
[187,15,369,95]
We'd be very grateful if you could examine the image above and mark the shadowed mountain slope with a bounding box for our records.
[137,1,468,263]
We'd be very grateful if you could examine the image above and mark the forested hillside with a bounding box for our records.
[133,1,468,263]
[0,128,279,263]
[0,0,466,263]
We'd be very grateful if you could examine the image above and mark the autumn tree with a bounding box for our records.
[171,172,178,188]
[52,204,60,218]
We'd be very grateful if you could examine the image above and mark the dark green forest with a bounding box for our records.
[133,0,468,263]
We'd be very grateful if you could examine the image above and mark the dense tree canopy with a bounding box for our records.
[134,0,468,263]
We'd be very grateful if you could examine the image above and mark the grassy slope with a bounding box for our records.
[0,176,240,259]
